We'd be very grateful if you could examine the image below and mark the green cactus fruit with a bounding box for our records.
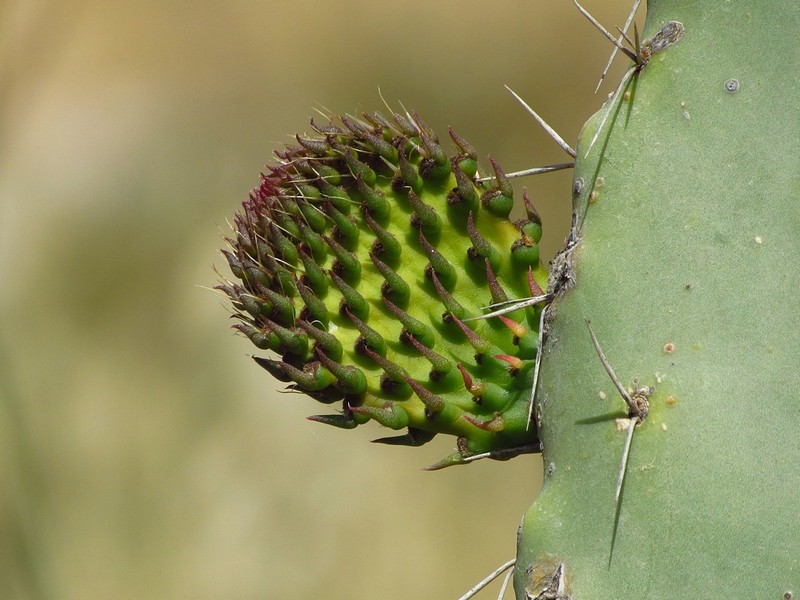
[218,111,548,468]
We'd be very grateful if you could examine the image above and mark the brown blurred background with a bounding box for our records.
[0,1,634,598]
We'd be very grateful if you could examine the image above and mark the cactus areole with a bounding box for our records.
[218,0,799,597]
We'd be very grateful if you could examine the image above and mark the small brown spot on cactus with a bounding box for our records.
[784,592,793,600]
[725,78,741,93]
[589,190,600,203]
[666,395,677,406]
[663,342,675,354]
[573,177,584,196]
[623,90,631,101]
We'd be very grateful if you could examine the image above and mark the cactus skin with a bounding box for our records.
[219,112,548,468]
[515,1,800,598]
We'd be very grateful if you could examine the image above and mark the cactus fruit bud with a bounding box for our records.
[219,111,549,467]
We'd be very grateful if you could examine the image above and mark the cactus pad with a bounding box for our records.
[218,111,548,467]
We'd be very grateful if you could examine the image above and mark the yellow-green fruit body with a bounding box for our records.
[219,112,548,467]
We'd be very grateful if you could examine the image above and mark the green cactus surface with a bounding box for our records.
[216,0,799,596]
[219,112,548,468]
[515,1,800,598]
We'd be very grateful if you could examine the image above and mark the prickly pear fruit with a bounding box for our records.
[218,111,547,467]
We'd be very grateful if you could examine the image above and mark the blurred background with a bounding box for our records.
[0,1,636,598]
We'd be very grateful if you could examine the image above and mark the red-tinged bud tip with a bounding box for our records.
[463,413,506,432]
[498,315,529,339]
[494,354,524,371]
[457,363,484,397]
[522,188,542,225]
[449,313,492,355]
[528,267,546,297]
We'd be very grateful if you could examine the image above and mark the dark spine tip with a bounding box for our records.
[341,145,377,187]
[372,427,437,447]
[263,317,307,356]
[345,308,387,356]
[449,157,479,210]
[363,345,409,383]
[466,211,499,268]
[324,235,361,283]
[356,173,390,221]
[363,129,398,163]
[297,221,327,261]
[449,313,492,355]
[484,258,509,304]
[407,189,441,238]
[392,113,417,137]
[488,157,513,198]
[307,413,358,430]
[330,270,369,321]
[522,188,542,226]
[404,333,452,378]
[402,376,445,413]
[309,117,343,136]
[314,347,367,395]
[295,134,330,156]
[364,210,401,265]
[429,268,467,320]
[294,278,329,328]
[383,296,436,349]
[326,204,360,249]
[419,231,456,290]
[396,140,424,193]
[262,286,297,326]
[297,321,343,362]
[448,127,477,160]
[252,356,291,381]
[369,252,410,307]
[268,222,299,266]
[298,248,328,295]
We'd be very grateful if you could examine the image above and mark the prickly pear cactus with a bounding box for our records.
[515,1,800,598]
[217,0,800,598]
[218,112,547,469]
